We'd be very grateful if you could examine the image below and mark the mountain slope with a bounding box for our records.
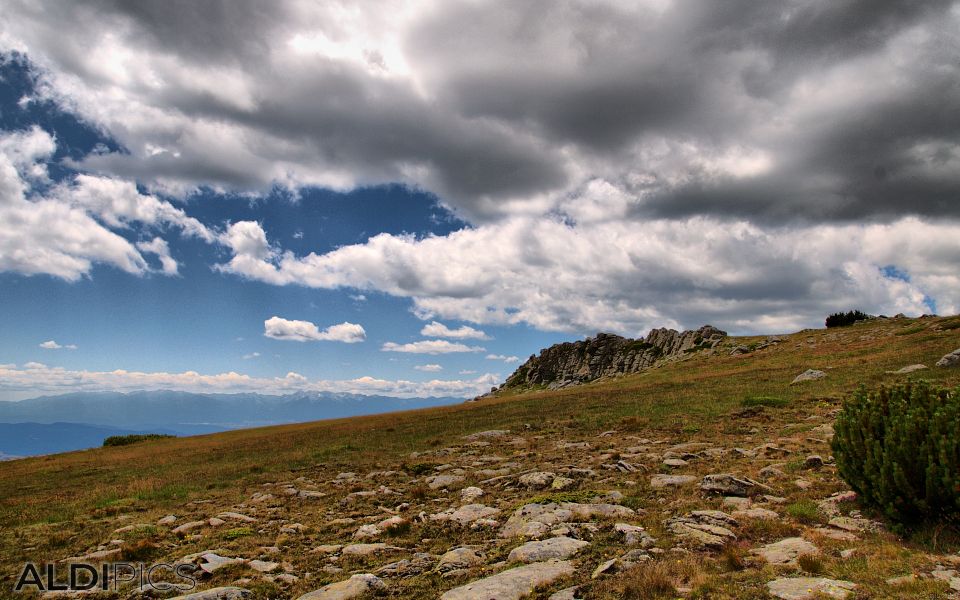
[0,315,958,599]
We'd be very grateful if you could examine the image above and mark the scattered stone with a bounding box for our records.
[430,504,500,527]
[247,560,279,573]
[886,574,917,586]
[700,473,772,497]
[507,536,590,563]
[519,472,555,489]
[548,586,581,600]
[436,547,484,573]
[463,430,511,441]
[804,455,824,469]
[666,513,737,549]
[377,553,435,577]
[614,523,656,548]
[591,549,653,578]
[157,515,177,525]
[722,497,752,510]
[500,502,634,539]
[887,364,927,374]
[439,559,574,600]
[650,474,696,489]
[296,574,386,600]
[168,587,251,600]
[811,527,858,542]
[809,423,835,440]
[931,569,960,591]
[791,369,827,384]
[427,474,466,490]
[196,553,244,574]
[341,543,402,556]
[766,577,856,599]
[936,349,960,368]
[753,538,820,566]
[353,524,381,540]
[663,458,688,467]
[217,512,256,523]
[312,544,342,554]
[460,486,484,502]
[172,520,206,535]
[551,476,576,491]
[733,507,779,521]
[208,517,225,527]
[280,523,306,534]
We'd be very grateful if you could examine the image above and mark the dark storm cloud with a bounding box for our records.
[3,0,958,222]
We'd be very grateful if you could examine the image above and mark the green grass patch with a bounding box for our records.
[223,527,254,540]
[786,499,821,524]
[741,396,789,408]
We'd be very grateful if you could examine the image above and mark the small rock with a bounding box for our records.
[614,523,656,548]
[296,574,386,600]
[650,474,697,489]
[427,474,465,490]
[247,560,279,573]
[733,507,779,521]
[430,504,500,527]
[437,547,486,572]
[791,369,827,384]
[157,515,177,525]
[519,472,555,490]
[700,473,772,497]
[804,455,824,469]
[460,486,484,502]
[753,538,820,566]
[507,536,590,563]
[936,349,960,368]
[663,458,688,467]
[172,520,206,536]
[766,577,856,599]
[439,559,574,600]
[887,364,927,374]
[341,543,402,556]
[551,476,576,491]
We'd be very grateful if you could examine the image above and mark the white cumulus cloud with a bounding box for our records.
[420,321,489,340]
[39,340,76,350]
[263,316,366,343]
[486,354,519,363]
[414,363,443,372]
[381,340,485,354]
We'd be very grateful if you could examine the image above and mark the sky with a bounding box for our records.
[0,1,958,401]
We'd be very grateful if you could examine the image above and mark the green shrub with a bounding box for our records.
[103,434,175,447]
[832,381,960,525]
[825,310,870,328]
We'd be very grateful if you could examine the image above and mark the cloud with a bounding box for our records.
[0,127,213,281]
[381,340,485,354]
[216,213,960,336]
[0,362,499,400]
[242,352,260,360]
[3,2,958,224]
[39,340,76,350]
[486,354,519,363]
[414,363,442,372]
[420,321,489,340]
[137,237,178,275]
[263,316,366,343]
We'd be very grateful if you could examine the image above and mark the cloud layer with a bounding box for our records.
[0,361,497,399]
[1,2,959,338]
[264,316,366,343]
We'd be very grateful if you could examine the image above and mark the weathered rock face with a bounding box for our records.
[501,325,726,390]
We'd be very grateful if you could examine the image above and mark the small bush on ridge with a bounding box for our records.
[825,310,870,328]
[103,434,175,447]
[832,381,959,525]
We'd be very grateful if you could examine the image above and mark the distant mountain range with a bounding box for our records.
[0,390,461,457]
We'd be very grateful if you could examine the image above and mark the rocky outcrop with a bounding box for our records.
[500,325,726,391]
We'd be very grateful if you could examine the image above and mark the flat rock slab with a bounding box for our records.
[431,504,500,526]
[169,587,251,600]
[427,474,466,489]
[297,574,386,600]
[507,536,589,563]
[341,543,403,556]
[440,559,574,600]
[767,577,856,599]
[438,547,486,572]
[500,502,634,538]
[650,474,697,489]
[887,364,927,374]
[936,349,960,368]
[700,473,772,497]
[753,537,819,565]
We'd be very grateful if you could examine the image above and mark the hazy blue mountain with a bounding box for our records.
[0,391,461,454]
[0,422,178,457]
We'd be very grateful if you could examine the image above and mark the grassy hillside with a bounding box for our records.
[1,315,959,599]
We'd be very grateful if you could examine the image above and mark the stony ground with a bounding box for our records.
[3,316,960,599]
